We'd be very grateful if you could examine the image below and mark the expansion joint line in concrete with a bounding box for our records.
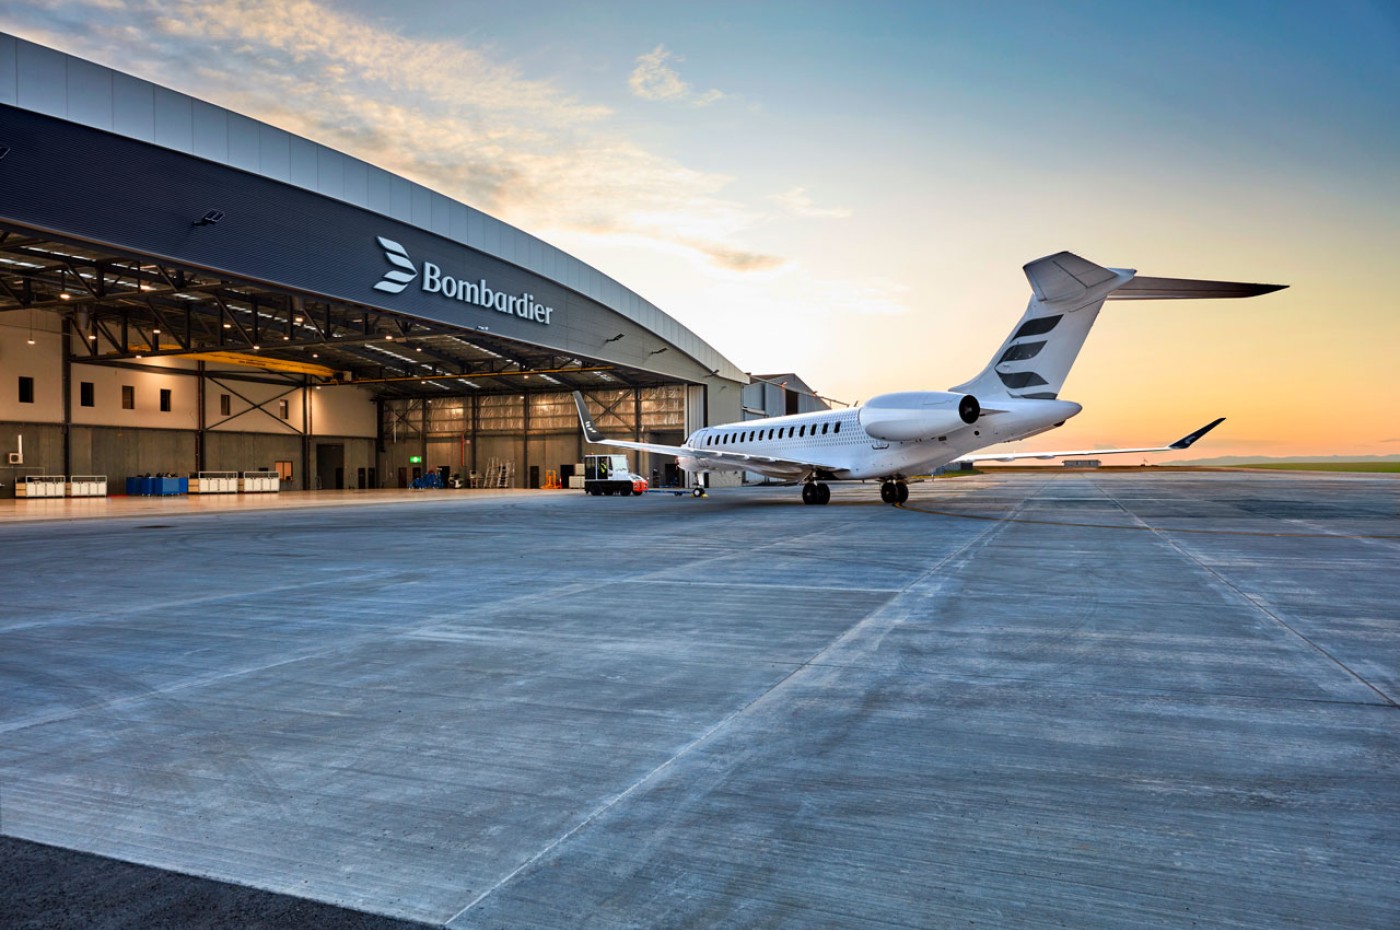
[443,498,1021,927]
[1101,488,1399,711]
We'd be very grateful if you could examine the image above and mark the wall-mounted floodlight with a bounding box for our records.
[604,333,625,343]
[648,347,668,356]
[477,325,490,331]
[0,145,10,160]
[193,209,225,227]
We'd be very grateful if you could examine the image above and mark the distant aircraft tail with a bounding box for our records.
[950,251,1285,401]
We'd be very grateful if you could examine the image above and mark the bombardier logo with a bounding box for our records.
[373,237,417,294]
[372,235,554,325]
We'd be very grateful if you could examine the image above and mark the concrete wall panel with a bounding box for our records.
[0,33,17,106]
[0,421,64,497]
[111,72,155,141]
[15,39,64,118]
[202,430,301,484]
[87,426,194,484]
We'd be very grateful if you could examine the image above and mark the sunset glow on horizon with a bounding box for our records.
[3,0,1396,459]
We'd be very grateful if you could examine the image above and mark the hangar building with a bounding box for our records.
[0,34,748,497]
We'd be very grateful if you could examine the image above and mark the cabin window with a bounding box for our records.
[834,421,842,434]
[821,423,829,434]
[799,425,806,437]
[768,428,774,440]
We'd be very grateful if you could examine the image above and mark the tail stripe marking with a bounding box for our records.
[999,341,1047,363]
[1013,315,1062,339]
[998,371,1049,389]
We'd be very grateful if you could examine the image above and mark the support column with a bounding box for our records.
[375,396,385,488]
[470,394,479,478]
[61,317,72,478]
[420,399,429,471]
[633,388,643,475]
[522,394,530,489]
[195,361,206,472]
[302,375,312,491]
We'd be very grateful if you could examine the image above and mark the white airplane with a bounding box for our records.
[574,251,1285,505]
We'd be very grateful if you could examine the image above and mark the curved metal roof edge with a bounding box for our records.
[0,32,749,384]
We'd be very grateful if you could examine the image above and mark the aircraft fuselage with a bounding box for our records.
[678,398,1083,481]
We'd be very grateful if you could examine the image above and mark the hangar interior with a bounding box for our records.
[0,232,702,494]
[0,33,745,497]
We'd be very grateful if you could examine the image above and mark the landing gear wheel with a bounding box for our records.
[880,481,896,504]
[802,482,818,505]
[895,482,909,504]
[692,487,704,498]
[816,482,831,505]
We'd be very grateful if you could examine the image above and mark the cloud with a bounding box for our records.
[628,44,725,106]
[769,187,853,219]
[0,1,760,270]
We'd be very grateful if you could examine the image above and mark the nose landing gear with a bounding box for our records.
[880,480,909,505]
[801,481,831,505]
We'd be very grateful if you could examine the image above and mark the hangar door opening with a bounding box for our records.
[316,444,345,490]
[378,387,688,488]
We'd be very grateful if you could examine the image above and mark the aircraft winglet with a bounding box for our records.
[1169,417,1226,450]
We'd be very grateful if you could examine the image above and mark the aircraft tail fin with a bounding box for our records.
[951,252,1286,401]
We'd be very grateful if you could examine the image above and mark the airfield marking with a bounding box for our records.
[896,502,1400,539]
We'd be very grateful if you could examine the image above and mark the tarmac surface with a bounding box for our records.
[1,470,1397,929]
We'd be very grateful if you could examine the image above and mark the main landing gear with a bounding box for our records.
[801,481,831,505]
[880,480,909,505]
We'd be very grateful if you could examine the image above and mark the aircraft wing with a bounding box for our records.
[956,418,1225,463]
[571,392,842,471]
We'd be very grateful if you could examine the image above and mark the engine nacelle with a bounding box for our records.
[857,391,980,442]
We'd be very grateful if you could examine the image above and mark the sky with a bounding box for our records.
[4,0,1399,458]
